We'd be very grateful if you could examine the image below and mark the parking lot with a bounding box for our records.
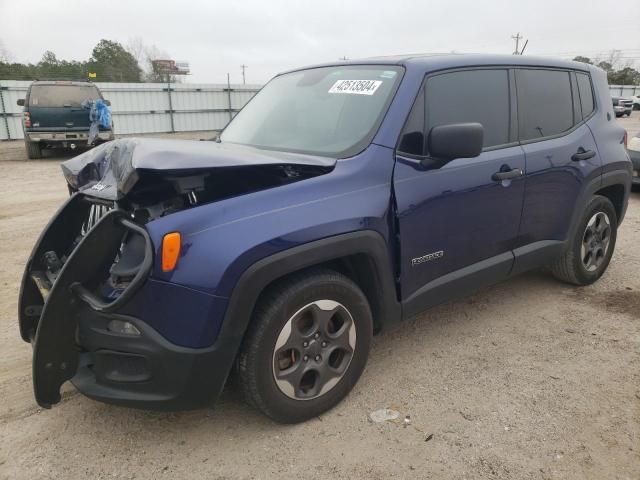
[0,116,639,479]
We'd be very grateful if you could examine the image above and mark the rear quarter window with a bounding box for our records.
[576,73,595,118]
[516,69,574,141]
[28,85,101,108]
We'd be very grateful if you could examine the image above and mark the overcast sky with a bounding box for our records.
[1,0,639,84]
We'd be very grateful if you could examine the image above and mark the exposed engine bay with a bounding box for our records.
[61,137,336,223]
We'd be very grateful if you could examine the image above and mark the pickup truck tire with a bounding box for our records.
[236,268,373,423]
[551,195,617,286]
[25,139,43,159]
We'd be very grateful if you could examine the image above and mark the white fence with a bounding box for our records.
[609,85,640,97]
[0,80,261,140]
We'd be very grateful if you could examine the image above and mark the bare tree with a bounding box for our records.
[0,38,13,62]
[126,37,177,83]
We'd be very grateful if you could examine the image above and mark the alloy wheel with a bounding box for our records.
[581,211,611,272]
[272,300,356,400]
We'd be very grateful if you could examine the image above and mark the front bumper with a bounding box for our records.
[72,307,232,410]
[19,194,234,410]
[614,106,632,115]
[26,131,114,143]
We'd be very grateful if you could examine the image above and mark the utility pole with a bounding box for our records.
[240,64,247,85]
[511,32,523,55]
[339,56,348,61]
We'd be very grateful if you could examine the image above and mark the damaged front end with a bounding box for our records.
[19,138,335,408]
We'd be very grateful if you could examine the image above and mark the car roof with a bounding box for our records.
[280,53,594,76]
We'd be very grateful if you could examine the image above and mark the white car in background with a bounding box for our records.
[631,95,640,111]
[612,96,634,117]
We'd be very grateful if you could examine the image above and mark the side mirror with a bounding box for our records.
[426,122,483,162]
[17,99,25,106]
[103,99,111,106]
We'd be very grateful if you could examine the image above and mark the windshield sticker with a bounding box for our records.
[328,80,382,95]
[380,71,397,79]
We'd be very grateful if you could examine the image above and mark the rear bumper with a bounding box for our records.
[72,307,232,410]
[26,131,114,142]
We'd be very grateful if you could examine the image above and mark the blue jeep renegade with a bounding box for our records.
[19,54,632,423]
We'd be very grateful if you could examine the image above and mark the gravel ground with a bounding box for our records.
[1,119,639,480]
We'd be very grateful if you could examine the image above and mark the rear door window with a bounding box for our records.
[28,85,101,107]
[516,69,574,141]
[575,73,595,118]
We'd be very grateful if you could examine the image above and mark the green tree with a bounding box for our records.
[608,67,640,86]
[88,39,141,82]
[597,61,613,73]
[572,56,592,64]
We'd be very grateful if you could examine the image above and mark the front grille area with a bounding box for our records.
[82,202,113,235]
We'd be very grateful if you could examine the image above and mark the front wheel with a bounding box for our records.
[550,195,617,285]
[236,268,373,423]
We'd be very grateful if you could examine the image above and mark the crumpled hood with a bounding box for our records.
[61,137,337,200]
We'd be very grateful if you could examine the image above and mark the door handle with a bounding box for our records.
[492,167,523,181]
[571,148,596,161]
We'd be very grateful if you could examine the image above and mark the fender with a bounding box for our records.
[200,229,401,398]
[220,230,401,345]
[567,166,631,243]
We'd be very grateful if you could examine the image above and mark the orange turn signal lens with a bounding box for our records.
[162,232,181,272]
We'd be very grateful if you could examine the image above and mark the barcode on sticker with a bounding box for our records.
[328,80,382,95]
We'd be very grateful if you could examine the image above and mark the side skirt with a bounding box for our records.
[402,252,514,320]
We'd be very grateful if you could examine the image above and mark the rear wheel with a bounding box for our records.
[24,139,42,159]
[550,195,617,285]
[236,268,372,423]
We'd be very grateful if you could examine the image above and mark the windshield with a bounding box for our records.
[29,84,101,107]
[220,66,403,157]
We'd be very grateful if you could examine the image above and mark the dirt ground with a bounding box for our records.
[1,120,639,480]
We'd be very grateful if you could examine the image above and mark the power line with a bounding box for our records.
[240,64,247,85]
[511,33,523,55]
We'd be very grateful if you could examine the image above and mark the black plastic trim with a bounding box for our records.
[511,240,565,276]
[71,216,153,313]
[402,252,514,320]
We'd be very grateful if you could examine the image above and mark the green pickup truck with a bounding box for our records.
[17,80,114,159]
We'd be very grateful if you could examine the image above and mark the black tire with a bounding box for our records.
[550,195,617,285]
[24,139,42,159]
[236,268,373,423]
[615,113,623,118]
[625,111,632,117]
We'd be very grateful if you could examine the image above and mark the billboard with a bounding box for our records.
[151,60,190,75]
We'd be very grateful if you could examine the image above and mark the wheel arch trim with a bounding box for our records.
[212,230,401,387]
